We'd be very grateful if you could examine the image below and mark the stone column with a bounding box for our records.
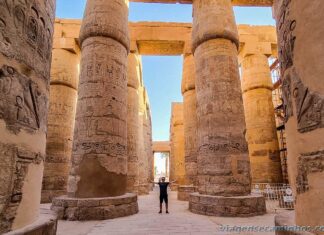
[41,40,80,203]
[145,97,154,191]
[170,103,185,191]
[241,53,283,183]
[178,54,198,201]
[0,1,58,233]
[144,95,153,192]
[165,154,169,179]
[146,107,154,191]
[189,0,266,217]
[126,52,141,194]
[51,0,138,221]
[273,1,324,233]
[138,87,149,195]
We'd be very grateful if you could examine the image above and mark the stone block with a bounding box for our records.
[189,193,266,217]
[5,209,58,235]
[51,193,138,221]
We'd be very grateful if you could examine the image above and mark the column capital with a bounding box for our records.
[79,0,130,51]
[241,53,273,92]
[238,41,273,64]
[192,0,239,53]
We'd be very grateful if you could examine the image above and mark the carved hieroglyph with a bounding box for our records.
[42,47,79,203]
[189,0,266,217]
[193,0,250,197]
[170,103,186,186]
[0,0,55,233]
[126,52,141,193]
[274,0,324,231]
[241,54,283,183]
[67,0,130,198]
[181,54,198,186]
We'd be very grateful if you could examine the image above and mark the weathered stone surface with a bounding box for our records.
[65,0,134,204]
[0,0,55,232]
[189,0,266,218]
[138,87,149,195]
[177,185,196,201]
[169,103,186,187]
[126,52,141,194]
[193,0,251,197]
[274,0,324,231]
[51,194,138,221]
[129,0,273,7]
[275,211,315,235]
[42,85,77,202]
[152,141,171,153]
[143,91,154,191]
[194,38,251,196]
[129,22,191,55]
[42,41,80,203]
[189,193,266,217]
[4,208,58,235]
[52,19,279,57]
[69,35,128,198]
[79,0,129,51]
[192,0,239,53]
[241,53,283,183]
[181,54,198,186]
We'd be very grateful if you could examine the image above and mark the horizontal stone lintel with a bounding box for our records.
[129,0,273,7]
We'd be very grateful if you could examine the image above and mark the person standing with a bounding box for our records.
[152,177,176,214]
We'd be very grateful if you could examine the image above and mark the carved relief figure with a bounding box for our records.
[0,65,47,133]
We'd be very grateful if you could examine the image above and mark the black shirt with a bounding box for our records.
[158,182,169,195]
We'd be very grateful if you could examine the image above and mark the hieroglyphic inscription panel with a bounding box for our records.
[0,143,45,233]
[195,39,250,196]
[278,0,324,133]
[0,0,55,232]
[0,0,55,79]
[0,65,48,134]
[69,37,128,198]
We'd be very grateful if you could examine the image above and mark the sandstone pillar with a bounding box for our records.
[41,41,80,203]
[170,103,185,191]
[126,52,141,194]
[144,93,153,192]
[0,1,58,233]
[178,54,197,201]
[138,87,149,194]
[241,53,283,183]
[189,0,266,216]
[165,154,169,178]
[273,0,324,233]
[51,0,138,220]
[147,108,154,191]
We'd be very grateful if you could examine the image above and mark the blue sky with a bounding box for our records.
[56,1,275,141]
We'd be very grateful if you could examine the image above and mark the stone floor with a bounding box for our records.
[55,187,279,235]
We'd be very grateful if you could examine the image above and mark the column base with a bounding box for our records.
[5,208,58,235]
[41,190,66,203]
[177,185,196,201]
[170,183,179,191]
[189,192,266,217]
[51,193,138,221]
[138,184,150,195]
[274,211,315,235]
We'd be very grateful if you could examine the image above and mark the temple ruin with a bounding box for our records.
[0,0,323,234]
